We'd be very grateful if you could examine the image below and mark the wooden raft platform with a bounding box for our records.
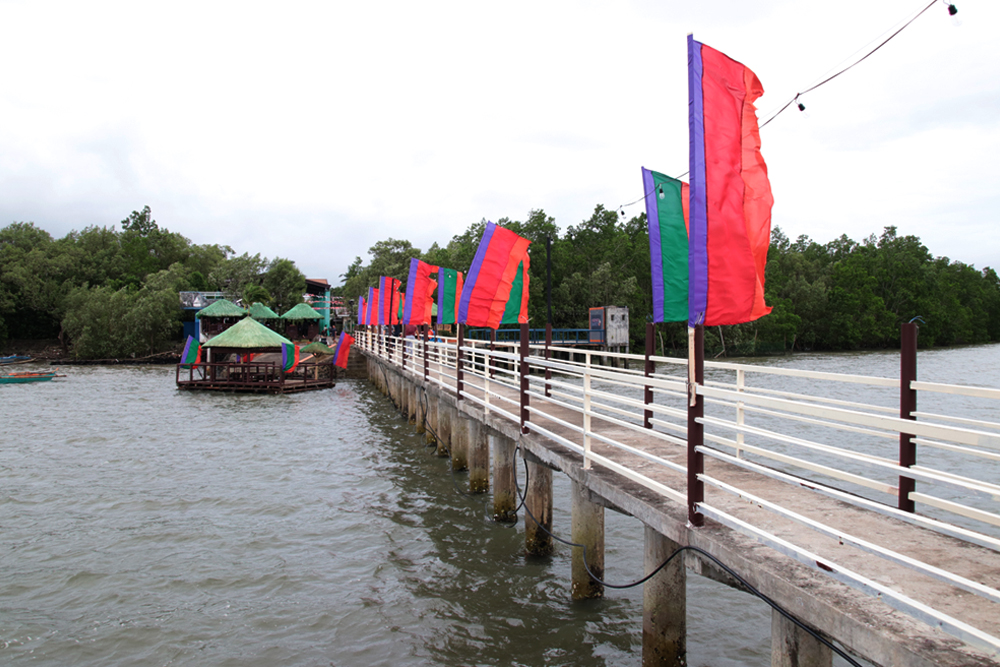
[176,357,336,394]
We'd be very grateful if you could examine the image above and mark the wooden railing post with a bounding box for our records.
[687,324,705,527]
[899,322,918,512]
[456,323,464,400]
[644,321,654,429]
[520,322,530,434]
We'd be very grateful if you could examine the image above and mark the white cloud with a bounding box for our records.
[1,0,997,279]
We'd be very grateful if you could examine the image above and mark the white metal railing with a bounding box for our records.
[355,328,1000,656]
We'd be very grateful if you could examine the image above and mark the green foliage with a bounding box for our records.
[264,257,305,314]
[62,285,181,358]
[338,213,1000,355]
[1,208,246,357]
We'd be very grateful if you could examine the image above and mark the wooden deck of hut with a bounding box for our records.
[176,317,336,394]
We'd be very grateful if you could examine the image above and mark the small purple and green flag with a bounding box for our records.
[281,343,300,373]
[180,335,201,368]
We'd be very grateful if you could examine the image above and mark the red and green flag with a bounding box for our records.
[643,168,689,323]
[499,258,530,325]
[180,335,201,367]
[436,268,463,325]
[458,221,531,328]
[281,343,300,373]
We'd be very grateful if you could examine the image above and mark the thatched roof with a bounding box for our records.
[248,302,280,320]
[203,316,293,349]
[282,303,322,320]
[196,298,246,319]
[300,341,335,355]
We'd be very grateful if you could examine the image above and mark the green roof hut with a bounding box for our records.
[282,302,323,341]
[178,317,335,393]
[248,302,282,332]
[195,298,246,339]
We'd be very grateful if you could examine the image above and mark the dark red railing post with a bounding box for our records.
[520,322,530,434]
[644,321,655,429]
[423,325,429,381]
[899,322,918,512]
[687,324,705,526]
[456,323,465,400]
[544,323,552,397]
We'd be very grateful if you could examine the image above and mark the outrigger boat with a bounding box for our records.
[0,370,60,384]
[0,355,32,365]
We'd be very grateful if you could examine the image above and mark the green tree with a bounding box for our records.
[263,257,305,314]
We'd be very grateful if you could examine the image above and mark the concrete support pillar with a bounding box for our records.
[424,393,437,445]
[451,413,468,472]
[491,431,517,522]
[643,527,686,667]
[771,609,832,667]
[436,402,452,458]
[525,459,553,556]
[571,481,604,600]
[415,385,426,434]
[408,383,418,425]
[468,421,489,494]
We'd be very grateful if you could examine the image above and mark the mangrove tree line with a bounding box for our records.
[340,207,1000,354]
[0,207,307,358]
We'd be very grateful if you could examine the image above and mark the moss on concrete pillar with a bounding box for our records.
[525,460,553,556]
[643,527,686,667]
[436,402,452,458]
[491,431,517,522]
[571,480,604,600]
[451,413,468,472]
[468,421,489,494]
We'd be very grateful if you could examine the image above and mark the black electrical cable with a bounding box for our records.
[616,0,949,212]
[369,352,859,665]
[509,440,864,667]
[761,0,940,129]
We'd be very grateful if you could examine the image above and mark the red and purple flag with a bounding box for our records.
[688,36,773,327]
[357,296,366,325]
[458,221,531,328]
[333,331,354,369]
[366,287,379,326]
[403,258,439,327]
[379,277,401,326]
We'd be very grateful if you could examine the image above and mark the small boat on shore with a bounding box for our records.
[0,370,59,384]
[0,355,32,365]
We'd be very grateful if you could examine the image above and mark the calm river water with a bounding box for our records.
[2,344,998,666]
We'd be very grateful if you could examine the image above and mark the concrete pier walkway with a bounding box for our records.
[357,337,1000,667]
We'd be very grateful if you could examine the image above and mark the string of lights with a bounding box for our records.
[616,0,958,218]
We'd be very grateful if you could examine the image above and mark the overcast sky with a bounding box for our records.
[2,0,996,283]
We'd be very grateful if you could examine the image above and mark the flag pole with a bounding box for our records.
[687,324,704,526]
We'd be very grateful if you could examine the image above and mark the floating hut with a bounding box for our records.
[195,298,246,339]
[176,316,335,394]
[248,302,282,332]
[281,302,323,341]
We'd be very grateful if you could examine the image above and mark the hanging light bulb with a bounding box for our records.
[795,95,810,119]
[946,3,961,26]
[658,185,665,200]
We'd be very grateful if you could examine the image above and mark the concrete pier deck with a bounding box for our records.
[360,343,1000,667]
